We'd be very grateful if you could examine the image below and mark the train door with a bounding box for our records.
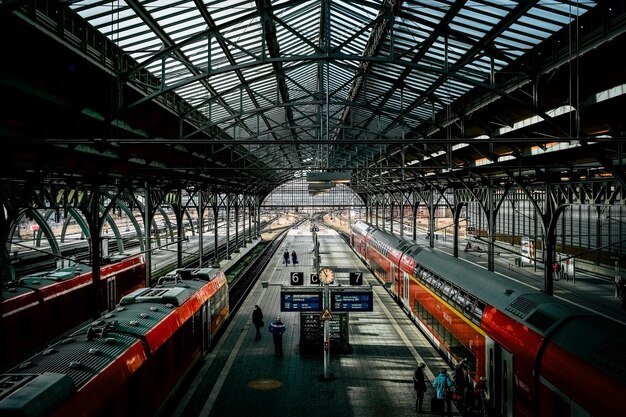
[484,337,514,417]
[202,302,210,354]
[390,263,397,293]
[403,271,410,305]
[106,277,116,311]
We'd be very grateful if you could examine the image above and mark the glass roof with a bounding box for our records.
[69,0,597,186]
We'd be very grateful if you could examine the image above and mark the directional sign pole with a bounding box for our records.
[323,283,330,380]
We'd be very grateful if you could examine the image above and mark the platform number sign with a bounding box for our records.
[310,273,320,285]
[349,272,363,285]
[291,272,304,286]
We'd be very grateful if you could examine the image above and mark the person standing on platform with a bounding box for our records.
[413,362,427,413]
[453,358,468,404]
[268,316,286,357]
[252,305,264,341]
[291,250,298,265]
[283,250,290,266]
[433,368,453,417]
[618,276,626,310]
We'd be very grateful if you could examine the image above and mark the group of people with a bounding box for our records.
[282,249,298,266]
[413,358,485,416]
[251,305,287,357]
[616,275,626,310]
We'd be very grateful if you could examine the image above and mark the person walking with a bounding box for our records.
[453,359,468,404]
[252,305,264,341]
[433,368,453,417]
[268,316,286,357]
[413,362,427,413]
[283,250,290,266]
[291,250,298,265]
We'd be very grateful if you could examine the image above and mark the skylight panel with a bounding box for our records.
[116,32,159,50]
[534,1,593,22]
[88,11,137,30]
[150,6,198,23]
[448,21,490,43]
[207,0,257,25]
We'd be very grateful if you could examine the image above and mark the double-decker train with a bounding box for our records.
[351,220,626,417]
[0,267,228,417]
[1,254,146,369]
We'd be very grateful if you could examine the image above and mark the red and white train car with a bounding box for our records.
[1,254,146,369]
[351,220,626,417]
[0,267,228,417]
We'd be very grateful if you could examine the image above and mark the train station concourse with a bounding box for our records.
[2,2,626,417]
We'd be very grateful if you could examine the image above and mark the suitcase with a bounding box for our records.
[430,397,444,413]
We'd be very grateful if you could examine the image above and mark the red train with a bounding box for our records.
[351,220,626,417]
[0,267,228,417]
[1,254,146,369]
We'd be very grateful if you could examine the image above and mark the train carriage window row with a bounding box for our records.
[415,265,485,325]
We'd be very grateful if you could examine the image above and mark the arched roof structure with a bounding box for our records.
[1,1,625,200]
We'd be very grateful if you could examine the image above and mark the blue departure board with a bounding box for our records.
[330,290,373,311]
[281,290,323,311]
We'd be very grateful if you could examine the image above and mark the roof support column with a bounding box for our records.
[487,181,496,271]
[225,194,231,260]
[389,199,394,234]
[241,196,247,248]
[198,190,205,267]
[543,181,556,296]
[211,193,220,267]
[427,187,435,247]
[452,202,464,258]
[411,197,419,242]
[82,183,102,320]
[143,182,152,286]
[233,196,240,254]
[171,189,184,268]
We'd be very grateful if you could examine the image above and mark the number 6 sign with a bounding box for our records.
[291,272,304,285]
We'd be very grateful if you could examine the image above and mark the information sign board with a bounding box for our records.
[280,288,323,311]
[330,289,373,311]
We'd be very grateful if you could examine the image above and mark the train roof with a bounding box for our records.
[352,218,592,336]
[353,221,615,337]
[368,228,414,253]
[411,248,590,335]
[352,220,375,236]
[1,264,91,302]
[161,267,222,282]
[0,276,221,415]
[550,315,626,385]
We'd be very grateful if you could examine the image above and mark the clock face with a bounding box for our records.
[319,267,335,284]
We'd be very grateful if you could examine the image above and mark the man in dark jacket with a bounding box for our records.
[268,316,286,356]
[413,362,427,413]
[252,305,264,341]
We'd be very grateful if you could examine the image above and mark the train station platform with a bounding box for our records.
[168,223,460,417]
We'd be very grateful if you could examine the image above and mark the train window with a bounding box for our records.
[442,282,452,300]
[423,270,434,286]
[464,295,476,317]
[449,286,459,300]
[472,300,485,324]
[455,290,467,308]
[434,276,445,292]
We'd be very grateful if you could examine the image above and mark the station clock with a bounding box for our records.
[319,267,335,284]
